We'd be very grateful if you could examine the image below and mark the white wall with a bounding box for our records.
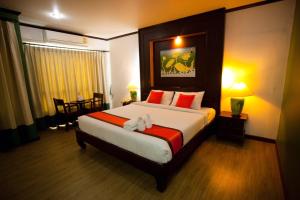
[108,1,295,139]
[109,34,140,108]
[222,0,295,139]
[20,1,295,139]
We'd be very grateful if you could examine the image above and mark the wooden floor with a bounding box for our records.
[0,129,284,200]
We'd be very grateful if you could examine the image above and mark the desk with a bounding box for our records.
[70,99,92,114]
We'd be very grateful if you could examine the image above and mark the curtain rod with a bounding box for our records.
[22,42,109,53]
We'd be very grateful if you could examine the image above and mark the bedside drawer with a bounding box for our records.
[218,118,244,130]
[217,111,248,143]
[221,128,245,136]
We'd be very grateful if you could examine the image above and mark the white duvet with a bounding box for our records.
[78,102,215,164]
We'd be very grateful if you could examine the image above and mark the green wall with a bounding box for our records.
[277,1,300,200]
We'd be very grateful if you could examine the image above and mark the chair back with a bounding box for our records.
[93,92,103,99]
[93,92,104,111]
[53,98,67,114]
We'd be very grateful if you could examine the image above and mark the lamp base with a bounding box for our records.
[230,98,245,116]
[130,91,137,101]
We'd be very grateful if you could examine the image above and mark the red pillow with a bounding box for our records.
[175,94,195,108]
[147,91,164,104]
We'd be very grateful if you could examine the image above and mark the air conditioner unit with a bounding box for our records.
[20,26,44,43]
[43,30,87,46]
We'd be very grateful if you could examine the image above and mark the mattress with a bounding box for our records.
[78,102,215,164]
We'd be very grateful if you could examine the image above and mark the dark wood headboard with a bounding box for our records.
[138,8,225,114]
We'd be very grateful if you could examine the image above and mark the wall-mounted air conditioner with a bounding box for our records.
[20,26,44,43]
[43,30,87,46]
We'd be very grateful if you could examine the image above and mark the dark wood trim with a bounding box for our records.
[0,7,20,16]
[20,21,137,41]
[226,0,282,13]
[16,0,281,41]
[245,134,275,143]
[20,22,108,41]
[107,31,138,40]
[0,7,20,22]
[107,0,281,40]
[139,8,225,115]
[75,120,215,192]
[275,142,287,200]
[23,42,109,52]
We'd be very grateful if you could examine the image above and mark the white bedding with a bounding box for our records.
[78,102,215,164]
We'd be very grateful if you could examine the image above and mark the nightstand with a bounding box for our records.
[122,100,134,106]
[217,111,248,142]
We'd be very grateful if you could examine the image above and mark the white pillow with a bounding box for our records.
[171,91,205,109]
[146,90,174,105]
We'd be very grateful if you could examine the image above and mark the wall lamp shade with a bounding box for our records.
[174,36,182,46]
[229,82,252,116]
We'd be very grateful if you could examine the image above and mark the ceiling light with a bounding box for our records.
[49,9,65,19]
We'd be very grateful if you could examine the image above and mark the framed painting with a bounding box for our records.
[160,47,196,77]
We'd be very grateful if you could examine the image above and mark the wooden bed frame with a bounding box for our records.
[75,120,215,192]
[76,8,224,192]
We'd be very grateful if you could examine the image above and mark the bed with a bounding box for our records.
[78,102,215,164]
[76,8,224,192]
[76,97,217,192]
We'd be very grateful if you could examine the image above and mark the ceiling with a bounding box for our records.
[0,0,264,39]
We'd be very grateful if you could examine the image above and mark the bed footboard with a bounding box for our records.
[75,121,214,192]
[76,131,86,149]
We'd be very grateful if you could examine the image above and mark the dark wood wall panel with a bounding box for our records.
[277,1,300,199]
[138,8,225,114]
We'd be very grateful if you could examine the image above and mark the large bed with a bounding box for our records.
[76,8,224,191]
[76,98,217,192]
[78,102,215,164]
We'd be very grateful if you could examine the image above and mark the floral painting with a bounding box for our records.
[160,47,196,77]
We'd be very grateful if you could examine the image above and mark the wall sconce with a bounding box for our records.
[174,36,182,46]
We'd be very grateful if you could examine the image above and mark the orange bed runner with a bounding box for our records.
[87,112,183,155]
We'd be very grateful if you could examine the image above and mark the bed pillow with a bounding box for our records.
[175,94,195,108]
[147,91,164,104]
[171,91,205,109]
[146,90,174,105]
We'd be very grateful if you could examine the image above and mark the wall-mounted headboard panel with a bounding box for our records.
[138,8,225,114]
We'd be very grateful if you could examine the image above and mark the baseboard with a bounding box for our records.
[245,134,275,143]
[275,142,287,200]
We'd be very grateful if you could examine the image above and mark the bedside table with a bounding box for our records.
[122,100,134,106]
[217,111,248,142]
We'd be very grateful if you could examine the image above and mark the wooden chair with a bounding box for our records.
[53,98,79,131]
[92,92,104,112]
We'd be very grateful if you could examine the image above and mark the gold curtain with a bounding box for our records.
[0,21,34,130]
[24,45,109,118]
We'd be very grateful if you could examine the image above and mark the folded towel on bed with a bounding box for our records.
[124,116,150,131]
[137,117,146,131]
[143,114,152,129]
[123,118,139,131]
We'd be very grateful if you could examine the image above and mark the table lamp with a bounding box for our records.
[127,82,138,101]
[229,82,252,116]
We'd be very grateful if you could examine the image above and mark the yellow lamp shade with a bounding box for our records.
[127,82,138,91]
[229,82,252,98]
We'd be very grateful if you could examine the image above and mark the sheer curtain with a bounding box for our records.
[24,44,110,118]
